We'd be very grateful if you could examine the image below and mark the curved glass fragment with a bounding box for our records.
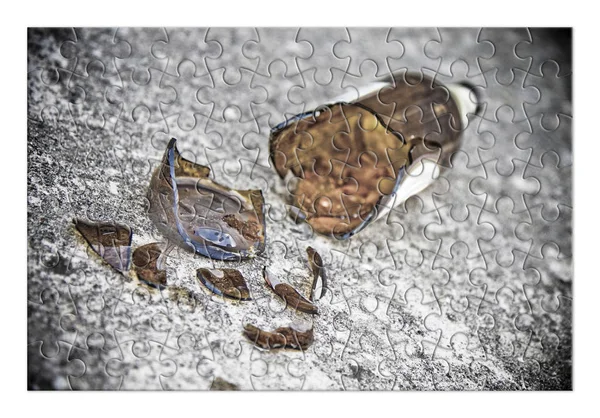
[132,242,167,289]
[197,268,252,301]
[73,219,132,272]
[263,267,318,314]
[147,138,266,260]
[243,321,314,350]
[306,246,327,301]
[269,71,476,238]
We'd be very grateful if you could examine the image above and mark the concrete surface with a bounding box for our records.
[27,27,572,390]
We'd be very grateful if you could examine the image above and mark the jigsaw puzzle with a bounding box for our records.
[27,27,572,390]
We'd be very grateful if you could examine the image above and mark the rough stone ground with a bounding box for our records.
[27,28,572,390]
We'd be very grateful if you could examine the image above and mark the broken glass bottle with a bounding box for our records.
[269,71,479,238]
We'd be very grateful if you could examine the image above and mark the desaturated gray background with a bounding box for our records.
[27,28,572,390]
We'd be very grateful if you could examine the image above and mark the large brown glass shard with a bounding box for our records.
[197,268,251,301]
[147,138,266,261]
[263,267,318,314]
[243,322,314,350]
[132,243,167,289]
[269,71,467,239]
[306,246,327,302]
[73,219,132,272]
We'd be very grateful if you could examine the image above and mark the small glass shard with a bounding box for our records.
[263,267,318,314]
[197,268,252,301]
[132,243,167,289]
[147,138,266,261]
[306,246,327,301]
[73,219,132,272]
[210,377,239,391]
[243,321,314,350]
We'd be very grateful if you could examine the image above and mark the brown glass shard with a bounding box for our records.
[306,246,327,301]
[210,377,239,391]
[132,243,167,289]
[147,138,266,261]
[243,322,314,350]
[263,267,318,314]
[197,268,251,301]
[73,219,132,272]
[221,214,262,242]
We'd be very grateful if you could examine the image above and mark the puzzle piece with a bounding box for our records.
[431,150,486,221]
[67,332,124,390]
[476,68,541,124]
[28,27,572,391]
[111,285,171,345]
[249,60,305,123]
[28,341,85,390]
[432,241,487,306]
[477,286,534,361]
[476,28,532,84]
[522,60,572,128]
[516,113,572,168]
[516,287,572,389]
[28,28,76,73]
[107,340,177,390]
[197,67,267,122]
[295,27,350,85]
[387,27,440,74]
[470,249,540,305]
[242,28,311,78]
[522,151,572,220]
[113,27,169,83]
[27,285,77,356]
[471,158,540,214]
[475,105,532,175]
[516,204,572,258]
[151,27,220,78]
[385,196,441,267]
[158,60,213,130]
[67,60,123,131]
[425,28,493,76]
[288,67,359,114]
[333,27,403,78]
[378,250,447,305]
[522,242,572,313]
[204,27,259,83]
[476,195,533,260]
[249,349,307,390]
[109,67,175,123]
[27,66,74,127]
[428,333,490,390]
[424,294,484,351]
[59,27,123,77]
[425,204,493,259]
[515,28,572,77]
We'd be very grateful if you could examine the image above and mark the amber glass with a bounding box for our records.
[269,72,464,239]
